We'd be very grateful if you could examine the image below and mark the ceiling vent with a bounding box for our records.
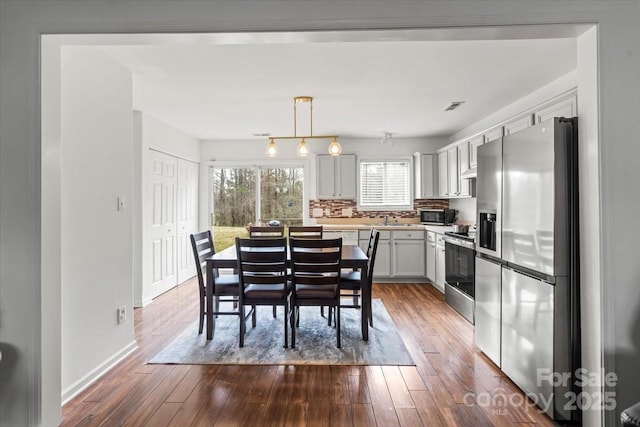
[444,101,465,112]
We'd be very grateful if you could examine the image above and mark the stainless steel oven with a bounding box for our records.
[443,232,475,323]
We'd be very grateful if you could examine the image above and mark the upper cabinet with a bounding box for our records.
[457,141,472,197]
[414,153,437,199]
[504,114,533,136]
[316,154,357,199]
[468,135,484,169]
[483,126,504,143]
[438,151,449,198]
[447,146,459,197]
[535,95,577,124]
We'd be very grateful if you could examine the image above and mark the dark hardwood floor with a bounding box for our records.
[61,279,553,426]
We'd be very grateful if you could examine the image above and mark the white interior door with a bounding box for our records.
[177,158,199,283]
[149,150,178,297]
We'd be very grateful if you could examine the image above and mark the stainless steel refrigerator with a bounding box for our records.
[475,117,580,422]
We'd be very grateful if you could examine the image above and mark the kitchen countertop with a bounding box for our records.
[320,223,454,234]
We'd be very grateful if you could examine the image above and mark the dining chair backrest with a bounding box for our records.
[249,225,285,238]
[365,229,381,285]
[190,230,216,285]
[289,238,342,284]
[288,225,323,239]
[235,237,288,293]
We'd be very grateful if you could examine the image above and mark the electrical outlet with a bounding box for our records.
[117,306,126,324]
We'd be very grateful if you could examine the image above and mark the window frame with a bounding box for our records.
[357,156,414,211]
[208,159,310,225]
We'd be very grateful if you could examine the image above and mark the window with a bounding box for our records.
[359,160,411,209]
[210,164,305,250]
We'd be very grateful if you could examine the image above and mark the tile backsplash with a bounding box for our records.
[309,199,449,219]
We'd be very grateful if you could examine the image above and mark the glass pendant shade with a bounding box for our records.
[328,138,342,156]
[296,138,309,157]
[266,138,278,157]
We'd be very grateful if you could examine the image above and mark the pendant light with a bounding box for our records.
[266,96,340,157]
[265,138,278,157]
[328,137,342,156]
[296,138,310,157]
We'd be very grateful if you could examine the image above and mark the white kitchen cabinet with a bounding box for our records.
[413,153,437,199]
[535,95,577,124]
[483,126,504,143]
[323,229,358,245]
[367,228,425,279]
[468,135,484,169]
[316,153,356,199]
[447,147,459,196]
[393,240,426,277]
[504,114,533,136]
[426,231,437,282]
[457,142,472,197]
[438,151,449,197]
[375,237,392,277]
[435,233,446,293]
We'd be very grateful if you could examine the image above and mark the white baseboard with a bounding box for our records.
[61,340,138,405]
[135,296,153,308]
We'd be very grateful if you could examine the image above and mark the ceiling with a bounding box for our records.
[96,29,578,141]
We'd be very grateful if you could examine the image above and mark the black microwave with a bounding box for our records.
[420,209,456,225]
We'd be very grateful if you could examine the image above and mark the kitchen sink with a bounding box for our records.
[375,223,418,227]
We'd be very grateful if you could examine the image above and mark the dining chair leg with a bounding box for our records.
[336,304,341,349]
[214,296,220,319]
[320,306,325,317]
[283,301,289,349]
[290,306,296,348]
[239,306,246,348]
[198,298,205,334]
[273,305,277,318]
[252,305,257,328]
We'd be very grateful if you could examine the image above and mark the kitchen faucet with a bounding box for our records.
[383,215,389,225]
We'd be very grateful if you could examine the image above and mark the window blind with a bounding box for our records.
[359,160,410,207]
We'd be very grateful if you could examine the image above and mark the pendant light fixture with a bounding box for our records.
[266,96,341,157]
[265,138,278,157]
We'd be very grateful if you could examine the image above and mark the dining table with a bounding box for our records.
[205,244,370,342]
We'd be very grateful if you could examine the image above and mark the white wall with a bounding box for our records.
[136,112,200,306]
[576,25,602,426]
[1,2,639,426]
[60,47,137,402]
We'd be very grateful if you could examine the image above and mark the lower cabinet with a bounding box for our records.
[426,231,437,282]
[435,234,446,292]
[393,239,426,277]
[362,228,425,279]
[375,238,392,277]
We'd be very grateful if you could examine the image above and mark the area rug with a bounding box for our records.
[149,299,414,366]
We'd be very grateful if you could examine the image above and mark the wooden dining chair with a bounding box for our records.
[190,231,241,334]
[236,237,291,348]
[248,226,285,238]
[337,228,380,327]
[289,238,343,348]
[288,225,323,239]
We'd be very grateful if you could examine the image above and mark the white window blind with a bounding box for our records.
[359,160,411,208]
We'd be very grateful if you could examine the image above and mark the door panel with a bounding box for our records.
[177,159,199,283]
[501,266,554,416]
[148,150,178,297]
[502,120,555,275]
[475,256,502,367]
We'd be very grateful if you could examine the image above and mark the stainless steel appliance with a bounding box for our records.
[475,117,580,423]
[419,208,456,225]
[443,231,475,323]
